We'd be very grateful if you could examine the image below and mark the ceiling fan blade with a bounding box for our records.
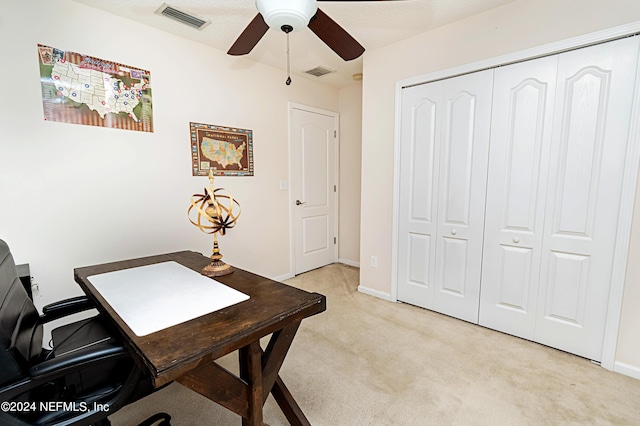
[227,13,269,56]
[308,8,365,61]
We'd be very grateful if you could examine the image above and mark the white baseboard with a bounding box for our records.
[339,258,360,268]
[613,361,640,380]
[272,272,294,282]
[357,285,393,301]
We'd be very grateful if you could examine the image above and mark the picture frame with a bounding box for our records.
[190,122,253,176]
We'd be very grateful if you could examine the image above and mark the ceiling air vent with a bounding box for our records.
[304,66,336,77]
[155,3,211,30]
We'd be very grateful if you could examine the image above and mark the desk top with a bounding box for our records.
[87,261,250,337]
[74,251,326,387]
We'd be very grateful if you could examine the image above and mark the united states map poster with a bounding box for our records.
[190,122,254,177]
[37,44,153,132]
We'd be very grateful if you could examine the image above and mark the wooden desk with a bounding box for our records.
[74,251,326,426]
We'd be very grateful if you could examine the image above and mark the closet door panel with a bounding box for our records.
[479,56,558,337]
[536,36,640,361]
[543,252,590,325]
[433,70,493,323]
[440,237,469,295]
[397,83,442,308]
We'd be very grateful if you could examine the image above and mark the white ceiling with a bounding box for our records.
[74,0,515,88]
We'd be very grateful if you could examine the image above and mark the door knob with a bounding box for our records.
[513,237,520,244]
[451,229,457,235]
[296,200,306,206]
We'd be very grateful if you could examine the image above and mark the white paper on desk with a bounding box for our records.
[87,261,249,336]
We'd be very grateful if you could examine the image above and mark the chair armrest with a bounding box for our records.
[1,343,129,402]
[40,296,95,323]
[29,342,127,379]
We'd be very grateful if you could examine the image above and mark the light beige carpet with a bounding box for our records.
[111,264,640,425]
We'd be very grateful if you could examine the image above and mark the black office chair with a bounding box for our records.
[0,239,171,426]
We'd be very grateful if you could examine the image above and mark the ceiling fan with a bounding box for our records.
[227,0,401,62]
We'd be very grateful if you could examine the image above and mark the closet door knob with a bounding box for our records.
[513,237,520,244]
[451,229,457,235]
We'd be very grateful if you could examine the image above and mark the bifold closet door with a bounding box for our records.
[433,71,493,323]
[534,36,640,361]
[399,34,639,361]
[479,55,559,338]
[397,70,493,323]
[397,82,442,310]
[480,36,640,361]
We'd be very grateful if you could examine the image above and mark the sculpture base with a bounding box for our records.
[201,259,234,277]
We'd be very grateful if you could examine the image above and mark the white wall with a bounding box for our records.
[338,82,363,266]
[0,0,342,309]
[360,0,640,373]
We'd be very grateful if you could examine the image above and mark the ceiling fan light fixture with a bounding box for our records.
[255,0,318,33]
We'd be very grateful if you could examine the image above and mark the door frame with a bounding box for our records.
[288,102,339,276]
[391,21,640,372]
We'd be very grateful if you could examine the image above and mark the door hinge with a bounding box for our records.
[334,237,337,244]
[334,130,337,138]
[334,185,337,192]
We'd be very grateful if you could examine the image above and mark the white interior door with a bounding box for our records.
[291,106,338,275]
[479,55,558,338]
[534,37,640,361]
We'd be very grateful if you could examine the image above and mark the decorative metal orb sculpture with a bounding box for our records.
[188,170,241,277]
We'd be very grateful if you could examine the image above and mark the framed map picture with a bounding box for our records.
[190,122,254,176]
[37,44,153,132]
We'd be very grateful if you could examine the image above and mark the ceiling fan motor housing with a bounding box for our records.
[256,0,318,32]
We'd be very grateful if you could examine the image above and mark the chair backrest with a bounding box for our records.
[0,239,43,385]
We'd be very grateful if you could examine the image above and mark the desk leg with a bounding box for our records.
[271,376,311,426]
[179,322,310,426]
[260,321,311,426]
[261,322,300,401]
[239,341,264,426]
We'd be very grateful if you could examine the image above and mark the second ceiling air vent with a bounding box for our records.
[155,3,211,30]
[304,66,336,77]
